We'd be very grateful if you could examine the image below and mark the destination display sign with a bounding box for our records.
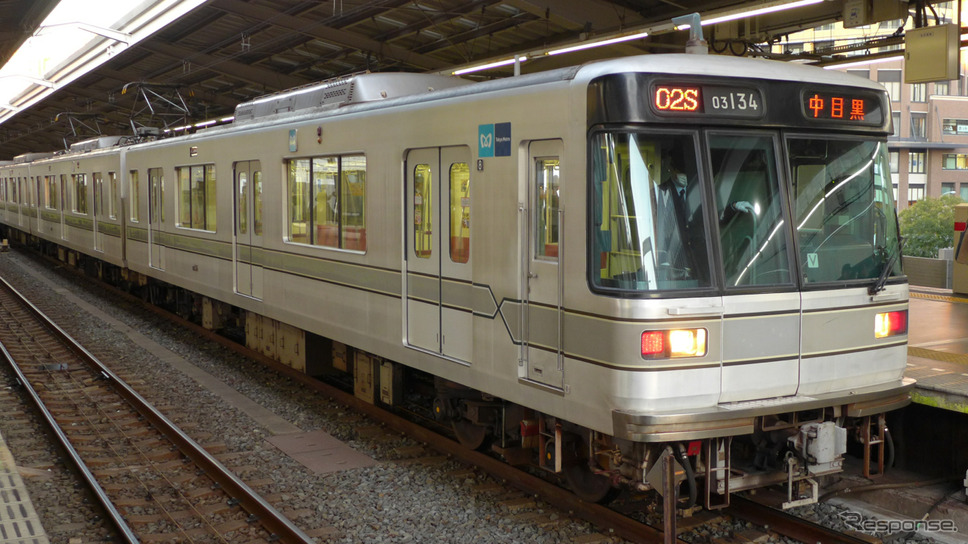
[801,90,884,126]
[651,84,764,119]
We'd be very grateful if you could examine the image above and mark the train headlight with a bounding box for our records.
[641,329,707,359]
[874,310,907,339]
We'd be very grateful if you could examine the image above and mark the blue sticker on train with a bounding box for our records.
[478,122,511,157]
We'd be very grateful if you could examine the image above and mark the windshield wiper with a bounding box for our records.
[868,237,903,295]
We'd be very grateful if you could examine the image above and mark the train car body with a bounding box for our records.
[0,53,912,509]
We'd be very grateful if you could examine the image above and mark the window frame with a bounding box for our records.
[286,153,367,252]
[175,163,216,232]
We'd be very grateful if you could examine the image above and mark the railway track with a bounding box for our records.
[2,250,889,544]
[0,274,313,543]
[112,289,882,544]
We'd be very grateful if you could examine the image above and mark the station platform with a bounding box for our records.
[0,431,49,544]
[907,288,968,413]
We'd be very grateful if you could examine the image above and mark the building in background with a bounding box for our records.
[769,2,968,210]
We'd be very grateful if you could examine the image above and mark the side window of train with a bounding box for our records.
[59,175,67,210]
[44,175,56,210]
[176,164,216,231]
[449,162,470,264]
[535,158,560,260]
[108,172,118,219]
[148,167,164,223]
[94,173,103,216]
[130,170,140,222]
[253,169,263,235]
[72,173,88,214]
[413,163,432,258]
[286,154,366,251]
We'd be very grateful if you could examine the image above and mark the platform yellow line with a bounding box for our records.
[909,291,968,304]
[907,346,968,365]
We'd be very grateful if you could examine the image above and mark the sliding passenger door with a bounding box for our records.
[523,140,564,389]
[234,160,263,299]
[404,146,473,362]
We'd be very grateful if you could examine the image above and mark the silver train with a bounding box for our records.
[0,53,913,509]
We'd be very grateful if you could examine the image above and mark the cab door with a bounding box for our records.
[405,146,473,362]
[707,131,799,402]
[234,160,264,299]
[523,140,564,389]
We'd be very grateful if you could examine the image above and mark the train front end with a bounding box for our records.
[578,55,913,507]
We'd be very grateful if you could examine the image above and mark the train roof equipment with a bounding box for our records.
[233,72,472,124]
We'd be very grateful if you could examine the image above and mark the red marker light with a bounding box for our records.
[875,310,908,338]
[641,331,665,356]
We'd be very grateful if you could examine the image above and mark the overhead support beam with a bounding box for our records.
[210,0,450,71]
[140,41,308,90]
[504,0,647,32]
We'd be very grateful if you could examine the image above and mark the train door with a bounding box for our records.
[707,131,800,402]
[148,167,165,270]
[523,140,564,389]
[234,160,264,299]
[404,146,473,362]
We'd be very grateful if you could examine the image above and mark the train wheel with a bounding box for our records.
[563,435,618,504]
[452,419,489,451]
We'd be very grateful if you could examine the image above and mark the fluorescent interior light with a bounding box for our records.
[547,31,649,56]
[823,55,903,69]
[0,0,208,127]
[452,56,527,75]
[702,0,825,26]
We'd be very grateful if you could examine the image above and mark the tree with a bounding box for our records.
[898,194,962,257]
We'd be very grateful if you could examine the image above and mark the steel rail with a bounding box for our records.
[0,326,141,543]
[0,274,315,544]
[728,495,879,544]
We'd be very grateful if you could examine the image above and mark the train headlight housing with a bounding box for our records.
[641,329,707,359]
[874,310,907,339]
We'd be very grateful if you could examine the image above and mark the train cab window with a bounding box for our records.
[72,174,88,214]
[535,159,559,260]
[130,170,140,222]
[413,163,432,258]
[287,154,366,251]
[590,131,711,292]
[449,162,470,264]
[708,134,792,287]
[176,164,216,231]
[788,137,901,284]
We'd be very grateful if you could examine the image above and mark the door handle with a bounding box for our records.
[528,272,538,279]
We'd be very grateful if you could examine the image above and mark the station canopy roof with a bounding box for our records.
[0,0,938,158]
